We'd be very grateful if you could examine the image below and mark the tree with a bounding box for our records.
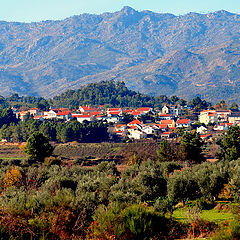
[188,96,211,112]
[24,132,54,162]
[170,95,179,104]
[156,141,175,162]
[180,132,205,164]
[218,125,240,161]
[121,113,134,124]
[228,102,239,112]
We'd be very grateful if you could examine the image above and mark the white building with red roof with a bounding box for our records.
[57,111,72,121]
[199,110,218,125]
[127,119,143,126]
[160,120,175,128]
[72,114,96,123]
[176,119,192,128]
[79,106,96,113]
[107,108,122,115]
[137,107,153,113]
[28,108,42,116]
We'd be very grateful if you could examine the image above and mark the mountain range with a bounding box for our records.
[0,6,240,102]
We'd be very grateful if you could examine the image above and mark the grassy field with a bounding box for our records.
[0,144,27,160]
[173,205,234,223]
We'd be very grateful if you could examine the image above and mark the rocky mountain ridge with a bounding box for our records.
[0,7,240,102]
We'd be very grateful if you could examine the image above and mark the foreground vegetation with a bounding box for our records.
[0,150,238,239]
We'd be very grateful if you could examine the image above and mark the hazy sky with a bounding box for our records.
[2,0,240,22]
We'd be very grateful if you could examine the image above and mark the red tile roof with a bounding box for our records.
[116,124,126,128]
[57,111,72,116]
[80,106,95,111]
[33,115,44,119]
[162,132,172,135]
[159,114,173,117]
[128,126,137,129]
[128,119,143,125]
[156,124,168,129]
[160,120,174,124]
[113,131,123,133]
[108,111,121,115]
[131,111,142,116]
[176,119,191,124]
[89,112,102,115]
[108,108,121,111]
[138,107,152,112]
[220,122,234,126]
[123,110,134,113]
[200,134,212,138]
[72,114,92,118]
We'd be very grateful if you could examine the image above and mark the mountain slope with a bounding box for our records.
[0,7,240,102]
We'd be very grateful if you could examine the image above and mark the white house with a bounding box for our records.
[199,110,218,125]
[162,105,182,116]
[176,119,191,128]
[196,126,208,134]
[72,114,96,123]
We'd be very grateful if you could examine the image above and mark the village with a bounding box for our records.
[14,103,240,142]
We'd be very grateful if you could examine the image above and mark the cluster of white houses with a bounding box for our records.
[14,105,240,140]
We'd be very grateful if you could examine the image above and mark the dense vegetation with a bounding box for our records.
[0,127,238,239]
[0,119,109,143]
[2,80,211,110]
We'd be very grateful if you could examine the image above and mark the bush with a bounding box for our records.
[90,203,184,240]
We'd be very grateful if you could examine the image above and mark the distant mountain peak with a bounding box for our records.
[212,10,234,16]
[120,6,138,15]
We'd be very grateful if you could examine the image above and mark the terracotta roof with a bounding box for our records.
[108,111,121,115]
[72,114,92,118]
[123,109,134,113]
[162,132,172,135]
[156,124,168,129]
[19,111,28,115]
[128,126,137,129]
[89,112,102,115]
[29,108,39,110]
[200,134,212,138]
[116,124,126,128]
[33,115,44,119]
[113,131,123,133]
[57,111,72,116]
[131,111,142,115]
[137,107,152,111]
[160,120,174,124]
[80,106,95,111]
[220,122,234,126]
[159,114,173,117]
[176,119,191,124]
[108,108,121,111]
[208,113,216,116]
[128,119,143,125]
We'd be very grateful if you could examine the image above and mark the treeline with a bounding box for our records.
[0,80,212,110]
[0,119,109,143]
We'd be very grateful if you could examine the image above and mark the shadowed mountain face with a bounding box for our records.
[0,6,240,102]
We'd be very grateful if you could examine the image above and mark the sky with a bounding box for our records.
[1,0,240,23]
